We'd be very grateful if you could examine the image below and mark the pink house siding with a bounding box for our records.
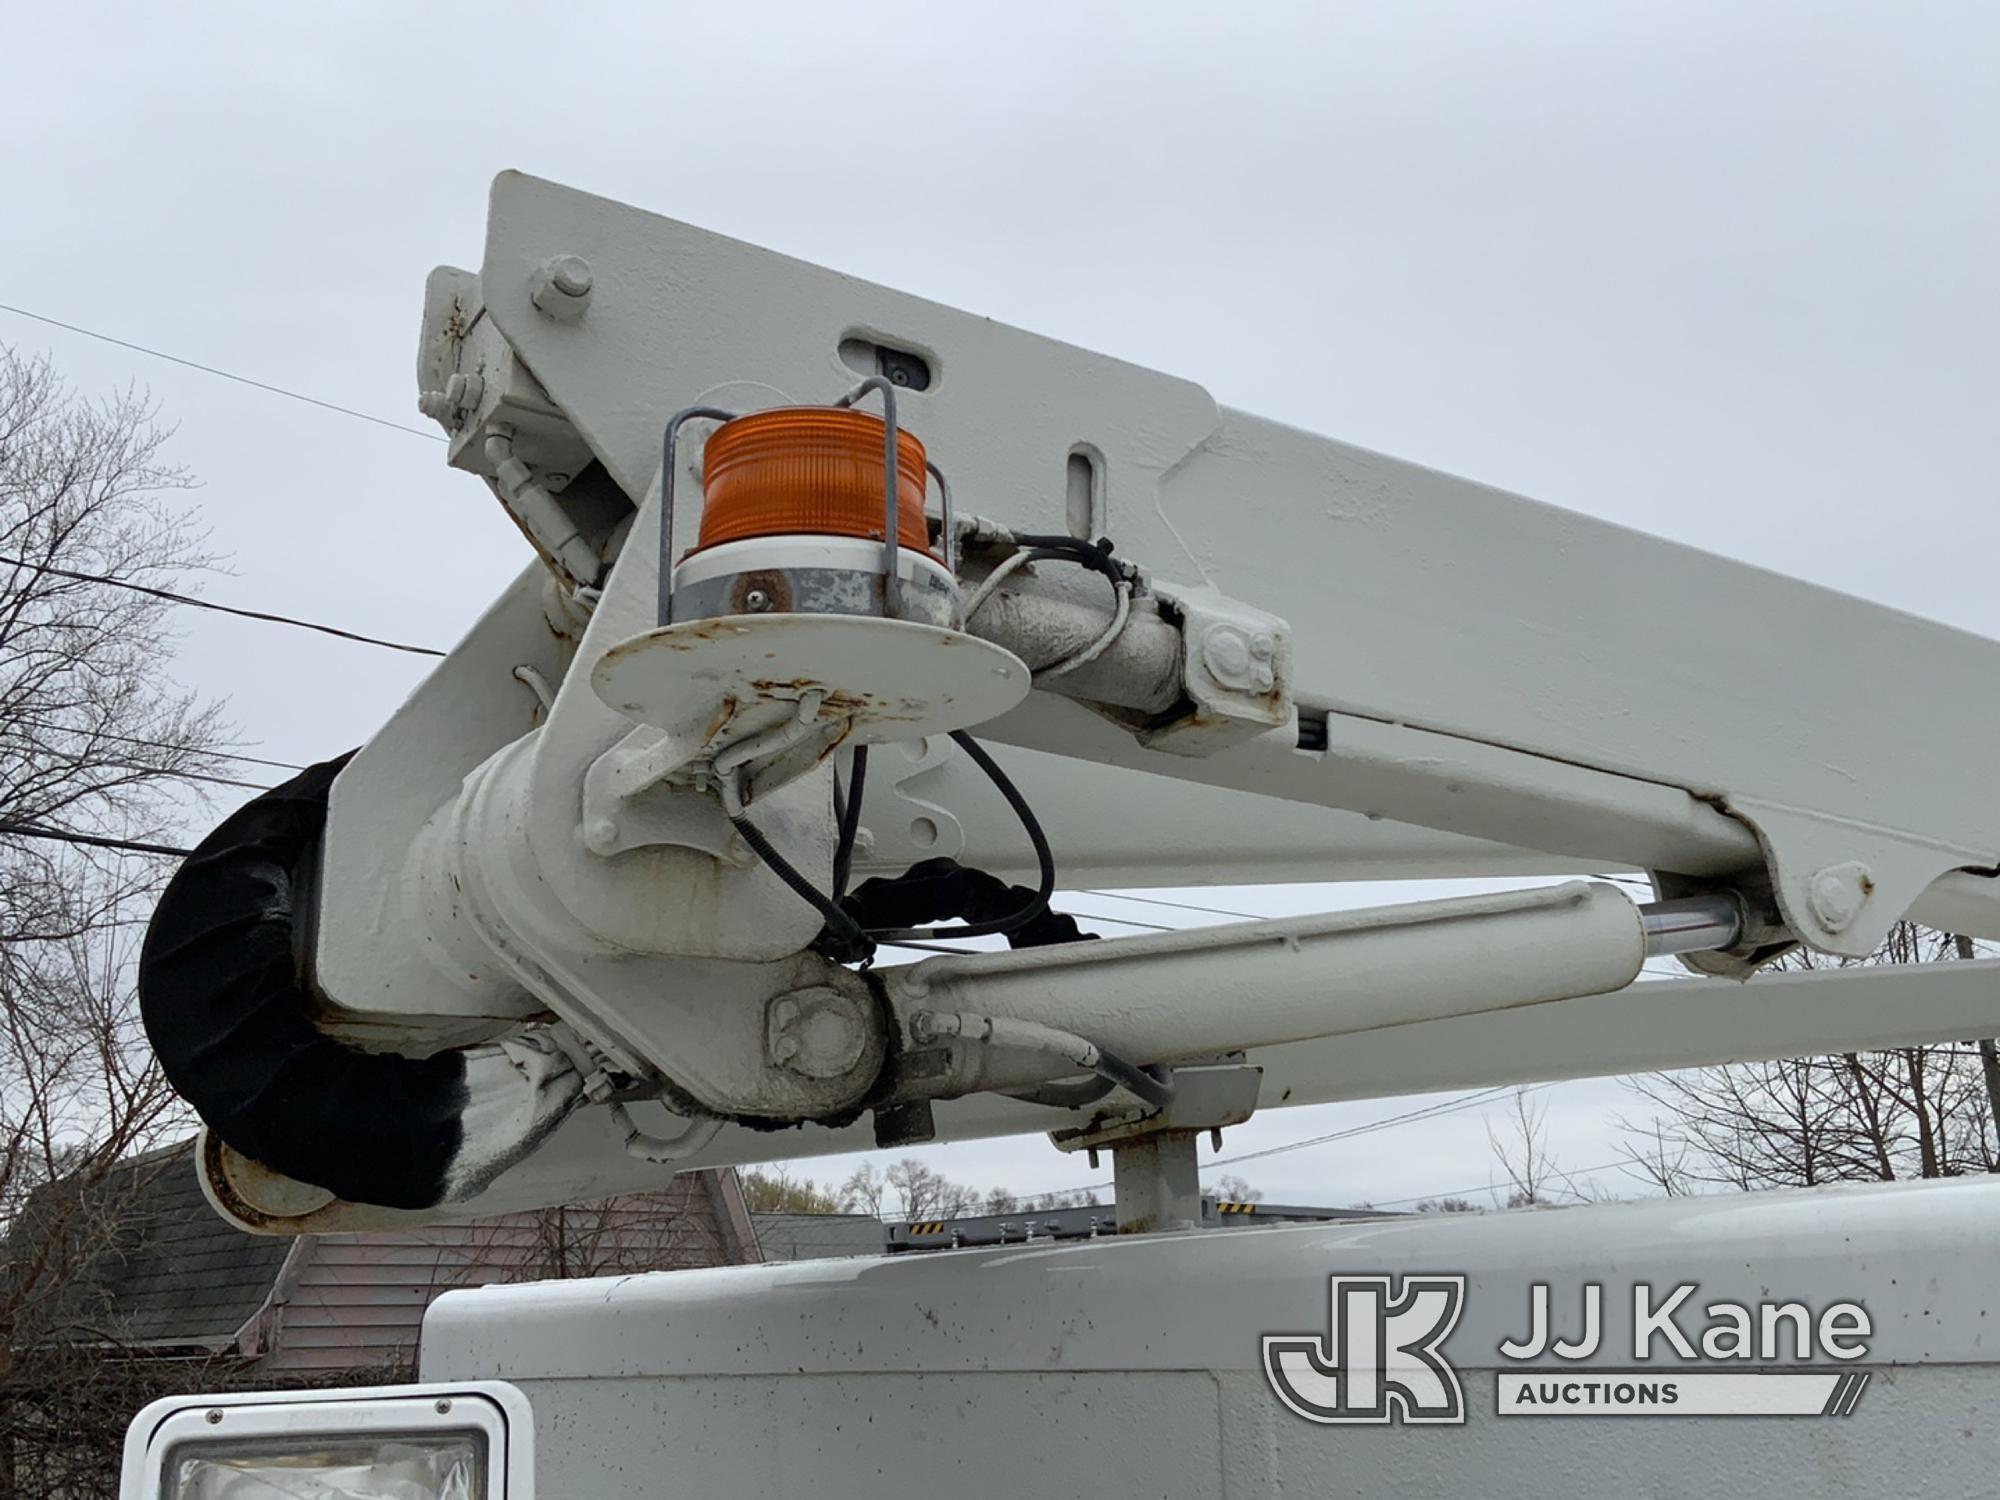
[257,1172,759,1374]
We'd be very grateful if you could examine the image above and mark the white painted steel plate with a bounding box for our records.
[591,614,1031,744]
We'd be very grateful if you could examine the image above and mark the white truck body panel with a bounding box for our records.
[420,1178,1999,1497]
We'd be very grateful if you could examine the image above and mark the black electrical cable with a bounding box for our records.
[832,744,868,898]
[861,730,1055,943]
[842,859,1095,950]
[1089,1055,1176,1112]
[1006,533,1135,590]
[1004,1076,1119,1109]
[726,811,873,960]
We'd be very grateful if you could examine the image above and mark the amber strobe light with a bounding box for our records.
[693,407,936,557]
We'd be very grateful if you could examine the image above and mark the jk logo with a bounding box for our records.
[1263,1274,1467,1425]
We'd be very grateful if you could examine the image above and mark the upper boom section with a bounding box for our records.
[426,170,1999,959]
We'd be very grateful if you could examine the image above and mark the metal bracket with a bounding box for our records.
[1047,1062,1262,1237]
[1728,797,1990,959]
[1140,583,1292,756]
[1048,1061,1263,1154]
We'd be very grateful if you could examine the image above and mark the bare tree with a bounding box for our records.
[837,1162,887,1218]
[1488,1087,1558,1206]
[1617,1116,1694,1197]
[1214,1174,1263,1204]
[836,1161,1071,1221]
[839,1160,984,1221]
[740,1164,842,1215]
[1625,922,1999,1191]
[0,345,229,1497]
[497,1181,729,1282]
[1019,1188,1101,1211]
[885,1160,983,1221]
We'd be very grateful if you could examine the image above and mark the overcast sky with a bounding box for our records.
[6,2,1995,1211]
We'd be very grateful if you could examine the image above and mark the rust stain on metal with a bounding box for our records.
[748,679,926,721]
[698,697,739,749]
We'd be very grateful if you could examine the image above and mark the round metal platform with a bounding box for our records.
[591,613,1031,744]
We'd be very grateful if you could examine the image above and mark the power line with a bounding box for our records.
[1080,889,1272,923]
[0,820,194,858]
[0,302,444,442]
[1198,1085,1532,1172]
[1065,909,1175,933]
[9,719,306,774]
[0,553,445,657]
[1001,1084,1551,1205]
[97,760,273,792]
[1370,1157,1631,1209]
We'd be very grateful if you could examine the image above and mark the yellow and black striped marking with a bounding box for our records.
[1216,1201,1258,1215]
[907,1221,949,1236]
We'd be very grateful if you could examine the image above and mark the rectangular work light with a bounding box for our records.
[122,1384,533,1500]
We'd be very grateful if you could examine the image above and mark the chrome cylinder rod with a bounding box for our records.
[1638,892,1745,957]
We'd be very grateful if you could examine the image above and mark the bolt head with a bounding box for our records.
[583,817,620,854]
[767,987,870,1079]
[1202,627,1254,689]
[531,255,594,321]
[1806,861,1874,933]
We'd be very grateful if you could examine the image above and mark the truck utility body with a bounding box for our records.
[126,172,2000,1498]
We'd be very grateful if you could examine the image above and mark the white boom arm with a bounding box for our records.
[152,172,2000,1233]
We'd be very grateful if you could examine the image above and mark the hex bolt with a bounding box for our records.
[1806,861,1874,934]
[530,254,595,322]
[583,817,619,854]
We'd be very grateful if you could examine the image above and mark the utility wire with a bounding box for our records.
[8,718,305,773]
[1080,889,1273,923]
[0,553,445,657]
[0,302,443,442]
[0,821,195,858]
[1061,909,1175,933]
[1004,1083,1550,1204]
[97,760,273,792]
[1370,1158,1629,1209]
[1196,1085,1531,1172]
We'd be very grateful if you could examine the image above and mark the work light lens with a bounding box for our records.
[164,1433,484,1500]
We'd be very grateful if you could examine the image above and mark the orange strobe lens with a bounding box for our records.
[694,408,935,557]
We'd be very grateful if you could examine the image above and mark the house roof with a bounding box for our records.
[749,1211,885,1261]
[58,1139,293,1353]
[17,1139,762,1365]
